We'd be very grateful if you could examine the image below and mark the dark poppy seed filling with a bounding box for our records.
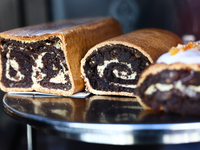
[84,44,151,93]
[136,69,200,115]
[0,37,72,90]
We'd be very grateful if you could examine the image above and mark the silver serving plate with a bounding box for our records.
[3,93,200,145]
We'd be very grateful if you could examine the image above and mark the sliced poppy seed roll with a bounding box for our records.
[136,41,200,115]
[81,28,183,96]
[0,17,123,96]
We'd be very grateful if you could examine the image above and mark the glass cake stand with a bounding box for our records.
[3,92,200,146]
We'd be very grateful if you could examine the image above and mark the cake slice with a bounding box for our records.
[136,41,200,115]
[0,17,123,96]
[81,28,183,96]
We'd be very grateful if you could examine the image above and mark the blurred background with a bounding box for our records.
[1,0,200,38]
[0,0,200,149]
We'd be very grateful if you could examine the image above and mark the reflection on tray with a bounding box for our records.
[138,110,200,124]
[84,95,144,124]
[4,93,200,124]
[4,93,85,122]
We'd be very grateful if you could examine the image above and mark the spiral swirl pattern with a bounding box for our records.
[84,44,150,93]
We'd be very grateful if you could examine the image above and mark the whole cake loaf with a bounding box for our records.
[0,17,123,96]
[81,28,183,96]
[136,41,200,115]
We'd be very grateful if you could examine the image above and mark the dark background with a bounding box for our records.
[1,0,200,38]
[0,0,200,149]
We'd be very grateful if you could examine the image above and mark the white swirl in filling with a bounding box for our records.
[144,81,200,98]
[5,48,25,82]
[113,68,137,80]
[109,82,137,88]
[49,62,69,84]
[97,59,137,88]
[4,42,69,85]
[97,59,136,79]
[31,52,69,84]
[31,52,47,82]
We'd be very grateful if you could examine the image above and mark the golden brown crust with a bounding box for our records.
[82,28,183,64]
[137,63,200,87]
[81,28,183,97]
[63,18,123,95]
[0,17,123,96]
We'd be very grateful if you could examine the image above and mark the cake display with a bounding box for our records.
[81,28,183,96]
[0,17,123,96]
[136,41,200,115]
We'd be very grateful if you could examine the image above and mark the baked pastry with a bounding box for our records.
[81,28,183,96]
[0,17,123,96]
[84,95,143,123]
[136,41,200,115]
[4,93,86,121]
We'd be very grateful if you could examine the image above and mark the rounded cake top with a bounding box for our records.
[156,41,200,64]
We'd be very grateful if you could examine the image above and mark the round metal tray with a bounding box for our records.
[3,93,200,145]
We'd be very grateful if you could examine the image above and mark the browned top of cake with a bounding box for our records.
[137,63,200,87]
[0,17,118,38]
[82,28,183,64]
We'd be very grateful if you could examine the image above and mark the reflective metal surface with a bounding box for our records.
[3,93,200,145]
